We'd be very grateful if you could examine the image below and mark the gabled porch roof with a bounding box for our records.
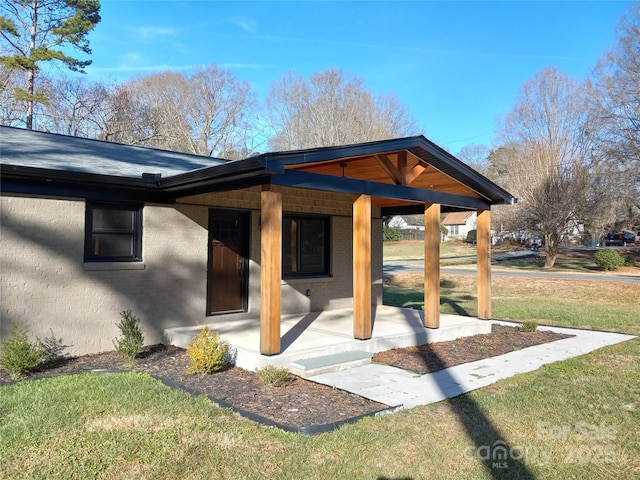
[1,126,516,211]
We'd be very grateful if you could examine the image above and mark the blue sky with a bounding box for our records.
[84,0,633,155]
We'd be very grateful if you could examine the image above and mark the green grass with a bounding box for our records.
[384,273,640,336]
[2,271,639,478]
[2,341,638,479]
[384,239,499,260]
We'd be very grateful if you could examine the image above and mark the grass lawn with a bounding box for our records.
[2,251,639,479]
[383,239,520,260]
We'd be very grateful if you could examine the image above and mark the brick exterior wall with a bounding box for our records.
[1,187,383,355]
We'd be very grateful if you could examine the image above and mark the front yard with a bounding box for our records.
[1,246,639,479]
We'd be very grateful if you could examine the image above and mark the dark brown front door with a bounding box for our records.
[207,209,249,314]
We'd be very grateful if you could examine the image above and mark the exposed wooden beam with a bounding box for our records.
[375,153,404,185]
[405,163,427,185]
[424,203,441,328]
[353,194,372,339]
[271,170,491,210]
[477,209,492,320]
[260,184,282,355]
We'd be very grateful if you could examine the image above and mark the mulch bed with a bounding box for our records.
[0,324,572,433]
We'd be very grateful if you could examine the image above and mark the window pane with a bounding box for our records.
[93,209,134,232]
[282,218,298,274]
[299,219,325,273]
[91,234,135,257]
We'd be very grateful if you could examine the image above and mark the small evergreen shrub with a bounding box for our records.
[37,330,68,365]
[113,310,144,362]
[383,226,402,241]
[623,255,636,267]
[256,365,293,387]
[186,326,229,374]
[519,321,538,332]
[0,325,44,379]
[594,249,624,271]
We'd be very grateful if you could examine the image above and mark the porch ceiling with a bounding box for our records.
[286,149,480,209]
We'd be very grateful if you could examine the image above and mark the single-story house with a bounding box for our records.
[0,126,516,358]
[442,211,477,241]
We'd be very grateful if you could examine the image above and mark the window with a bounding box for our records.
[283,215,330,276]
[449,225,459,236]
[85,203,142,262]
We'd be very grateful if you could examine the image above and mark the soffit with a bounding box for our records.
[286,149,481,208]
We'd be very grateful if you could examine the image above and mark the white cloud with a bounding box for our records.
[234,17,257,33]
[136,26,177,40]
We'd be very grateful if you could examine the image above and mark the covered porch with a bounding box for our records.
[165,306,492,371]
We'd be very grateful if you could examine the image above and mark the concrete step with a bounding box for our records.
[290,350,372,378]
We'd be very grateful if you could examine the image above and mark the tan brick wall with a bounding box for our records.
[1,188,383,355]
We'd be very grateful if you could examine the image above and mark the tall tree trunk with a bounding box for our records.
[544,233,558,268]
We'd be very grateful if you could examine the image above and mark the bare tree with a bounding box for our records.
[0,64,23,125]
[265,68,420,150]
[101,66,256,158]
[496,67,591,267]
[0,0,100,129]
[587,3,640,228]
[456,144,490,176]
[36,75,109,137]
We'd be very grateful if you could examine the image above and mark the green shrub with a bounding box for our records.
[383,226,403,241]
[37,330,68,365]
[256,365,293,387]
[623,255,636,267]
[594,249,624,271]
[0,325,44,379]
[519,321,538,332]
[186,326,229,374]
[113,310,144,363]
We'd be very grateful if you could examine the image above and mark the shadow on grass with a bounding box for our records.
[419,346,536,479]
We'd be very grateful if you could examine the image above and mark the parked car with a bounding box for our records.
[604,232,636,246]
[604,233,624,247]
[623,232,638,244]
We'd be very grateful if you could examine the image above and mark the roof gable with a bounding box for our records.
[442,211,475,225]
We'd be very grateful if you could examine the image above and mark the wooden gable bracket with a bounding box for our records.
[375,151,427,186]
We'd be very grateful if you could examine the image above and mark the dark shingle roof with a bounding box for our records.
[0,126,224,178]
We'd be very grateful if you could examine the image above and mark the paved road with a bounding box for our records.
[384,258,640,284]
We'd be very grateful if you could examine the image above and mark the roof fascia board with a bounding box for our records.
[1,164,170,203]
[270,169,491,210]
[2,179,169,203]
[254,137,423,170]
[408,139,516,205]
[158,158,271,191]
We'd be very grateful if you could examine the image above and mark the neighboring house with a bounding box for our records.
[0,126,515,359]
[387,214,425,240]
[442,211,477,241]
[388,215,425,231]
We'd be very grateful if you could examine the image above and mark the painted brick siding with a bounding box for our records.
[1,187,383,355]
[1,196,211,355]
[178,187,383,314]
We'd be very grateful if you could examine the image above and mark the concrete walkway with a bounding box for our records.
[309,321,636,409]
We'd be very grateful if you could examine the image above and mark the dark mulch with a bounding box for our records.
[0,324,571,432]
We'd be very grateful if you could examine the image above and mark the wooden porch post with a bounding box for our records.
[353,194,372,339]
[260,184,282,355]
[424,203,440,328]
[477,209,492,319]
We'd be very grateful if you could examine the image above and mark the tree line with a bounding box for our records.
[1,1,638,268]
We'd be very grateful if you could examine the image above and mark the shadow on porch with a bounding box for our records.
[165,306,491,371]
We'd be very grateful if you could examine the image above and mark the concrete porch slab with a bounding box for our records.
[164,306,492,371]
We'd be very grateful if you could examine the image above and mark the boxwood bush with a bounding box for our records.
[594,248,624,271]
